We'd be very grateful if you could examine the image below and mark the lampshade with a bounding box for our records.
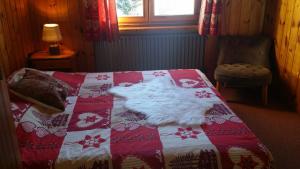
[42,23,62,42]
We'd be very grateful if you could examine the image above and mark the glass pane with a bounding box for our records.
[116,0,144,17]
[154,0,195,16]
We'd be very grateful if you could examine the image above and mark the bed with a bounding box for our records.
[10,69,274,169]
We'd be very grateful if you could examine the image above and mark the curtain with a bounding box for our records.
[198,0,222,36]
[83,0,119,41]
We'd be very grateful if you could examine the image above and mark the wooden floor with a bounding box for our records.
[221,87,300,169]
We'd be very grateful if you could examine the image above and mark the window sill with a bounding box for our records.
[119,25,198,32]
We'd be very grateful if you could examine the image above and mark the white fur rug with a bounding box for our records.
[109,78,214,126]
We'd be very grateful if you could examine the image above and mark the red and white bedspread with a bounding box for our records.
[11,69,274,169]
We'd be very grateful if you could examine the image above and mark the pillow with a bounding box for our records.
[8,68,72,113]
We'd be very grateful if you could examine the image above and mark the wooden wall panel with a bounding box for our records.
[28,0,94,72]
[0,0,34,76]
[264,0,300,113]
[220,0,266,36]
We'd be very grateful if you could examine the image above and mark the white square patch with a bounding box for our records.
[193,88,222,102]
[55,128,111,169]
[142,70,172,82]
[83,72,113,84]
[78,73,114,98]
[110,97,127,124]
[158,125,221,169]
[65,96,78,113]
[19,105,73,138]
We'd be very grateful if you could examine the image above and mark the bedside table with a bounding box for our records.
[28,49,77,71]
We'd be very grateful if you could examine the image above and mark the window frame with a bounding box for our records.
[117,0,201,26]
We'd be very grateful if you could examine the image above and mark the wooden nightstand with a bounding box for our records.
[28,49,77,71]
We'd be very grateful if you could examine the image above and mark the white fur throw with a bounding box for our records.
[109,78,215,126]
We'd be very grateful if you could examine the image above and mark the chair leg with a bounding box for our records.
[216,81,221,92]
[262,84,268,105]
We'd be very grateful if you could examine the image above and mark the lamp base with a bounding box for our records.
[49,44,60,55]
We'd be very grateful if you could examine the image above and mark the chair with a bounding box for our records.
[214,36,272,105]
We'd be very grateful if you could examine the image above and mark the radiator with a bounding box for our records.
[95,30,205,72]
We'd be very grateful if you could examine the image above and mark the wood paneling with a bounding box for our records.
[0,1,27,166]
[264,0,300,113]
[220,0,266,36]
[0,0,34,76]
[28,0,94,72]
[0,0,95,74]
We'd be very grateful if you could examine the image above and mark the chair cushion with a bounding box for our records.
[214,64,272,86]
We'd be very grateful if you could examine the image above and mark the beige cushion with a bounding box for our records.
[214,64,272,86]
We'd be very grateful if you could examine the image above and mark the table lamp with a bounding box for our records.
[42,23,62,55]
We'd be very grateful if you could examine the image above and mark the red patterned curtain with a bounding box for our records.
[198,0,222,36]
[83,0,119,41]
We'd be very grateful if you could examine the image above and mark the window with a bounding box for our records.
[116,0,200,26]
[154,0,195,16]
[116,0,144,17]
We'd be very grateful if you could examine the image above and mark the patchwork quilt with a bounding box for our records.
[11,69,274,169]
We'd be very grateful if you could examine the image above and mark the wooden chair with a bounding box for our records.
[214,36,272,105]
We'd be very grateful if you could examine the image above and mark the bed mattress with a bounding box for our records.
[11,69,274,169]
